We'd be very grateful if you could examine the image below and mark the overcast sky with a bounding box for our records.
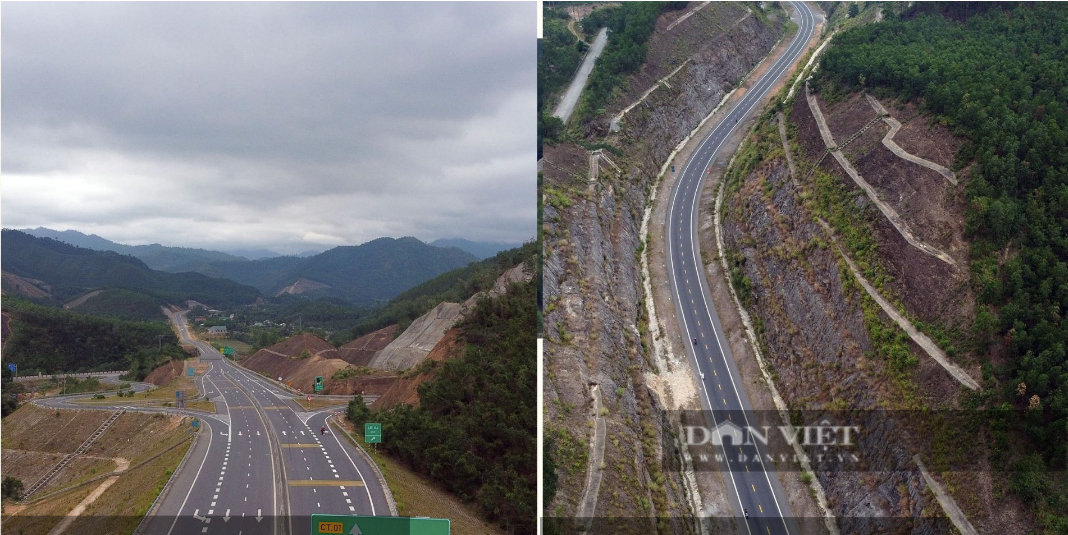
[1,2,534,255]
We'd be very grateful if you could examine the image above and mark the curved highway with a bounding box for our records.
[664,3,816,534]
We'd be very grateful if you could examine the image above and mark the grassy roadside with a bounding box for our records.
[1,406,194,534]
[72,359,215,413]
[331,419,504,535]
[209,339,251,356]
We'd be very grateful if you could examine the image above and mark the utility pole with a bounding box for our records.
[158,335,164,353]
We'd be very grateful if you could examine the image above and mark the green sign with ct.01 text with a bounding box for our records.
[364,422,382,444]
[311,514,449,535]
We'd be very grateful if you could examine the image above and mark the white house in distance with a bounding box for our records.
[205,325,227,338]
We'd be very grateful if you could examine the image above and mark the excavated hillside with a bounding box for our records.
[239,334,393,395]
[240,264,531,395]
[372,328,464,409]
[338,325,397,366]
[706,78,1032,532]
[542,3,785,531]
[370,263,532,372]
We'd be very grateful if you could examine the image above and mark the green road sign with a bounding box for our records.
[314,375,324,392]
[311,514,448,535]
[223,347,234,355]
[365,422,382,444]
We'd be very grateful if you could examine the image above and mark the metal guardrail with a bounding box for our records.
[12,371,129,383]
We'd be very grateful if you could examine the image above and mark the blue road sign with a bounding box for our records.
[187,367,195,377]
[7,363,15,373]
[192,419,200,429]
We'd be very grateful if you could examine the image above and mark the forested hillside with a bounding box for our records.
[1,229,261,307]
[1,298,185,378]
[347,241,536,338]
[20,227,249,272]
[348,279,535,533]
[818,4,1068,530]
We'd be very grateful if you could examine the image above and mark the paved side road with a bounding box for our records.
[552,26,608,124]
[664,3,816,534]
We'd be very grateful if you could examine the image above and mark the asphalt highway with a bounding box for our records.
[35,311,389,535]
[664,3,816,534]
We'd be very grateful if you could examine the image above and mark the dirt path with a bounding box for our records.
[575,384,606,529]
[666,1,712,31]
[566,19,588,45]
[864,94,958,185]
[820,220,979,390]
[913,455,980,535]
[63,290,102,309]
[610,60,691,132]
[806,83,957,267]
[778,113,798,181]
[46,458,130,535]
[778,112,978,390]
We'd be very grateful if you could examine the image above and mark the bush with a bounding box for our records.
[1,476,24,501]
[346,396,371,427]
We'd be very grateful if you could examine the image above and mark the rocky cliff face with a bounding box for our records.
[542,3,783,529]
[709,73,1002,531]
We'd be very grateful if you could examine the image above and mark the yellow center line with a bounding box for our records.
[758,504,763,513]
[752,484,756,492]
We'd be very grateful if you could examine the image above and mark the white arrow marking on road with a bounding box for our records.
[193,509,207,522]
[255,509,263,522]
[223,509,230,522]
[282,431,286,436]
[350,523,362,535]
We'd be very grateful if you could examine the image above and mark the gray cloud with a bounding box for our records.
[1,2,535,254]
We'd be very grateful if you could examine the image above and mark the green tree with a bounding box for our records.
[346,396,371,427]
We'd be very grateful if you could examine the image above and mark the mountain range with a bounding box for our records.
[197,237,477,305]
[20,228,515,268]
[1,229,261,307]
[5,228,486,308]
